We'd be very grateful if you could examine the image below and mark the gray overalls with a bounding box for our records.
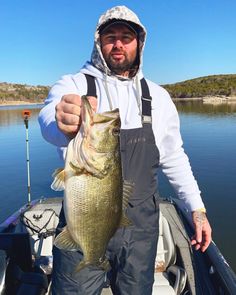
[52,75,160,295]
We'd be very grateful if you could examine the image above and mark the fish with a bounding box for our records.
[51,95,132,272]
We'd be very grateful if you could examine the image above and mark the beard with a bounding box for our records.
[105,50,137,75]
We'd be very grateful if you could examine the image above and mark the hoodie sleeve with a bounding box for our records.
[38,74,86,148]
[150,82,205,212]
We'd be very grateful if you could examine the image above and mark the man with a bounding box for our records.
[38,5,212,295]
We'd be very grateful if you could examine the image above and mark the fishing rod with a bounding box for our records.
[22,109,32,204]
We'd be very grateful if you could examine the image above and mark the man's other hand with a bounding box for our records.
[191,210,212,252]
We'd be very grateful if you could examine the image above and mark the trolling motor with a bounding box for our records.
[22,110,32,204]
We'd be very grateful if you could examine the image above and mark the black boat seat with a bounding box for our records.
[153,211,187,294]
[13,265,48,295]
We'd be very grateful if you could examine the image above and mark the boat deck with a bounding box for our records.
[0,197,236,295]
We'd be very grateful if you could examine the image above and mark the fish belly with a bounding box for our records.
[64,168,122,264]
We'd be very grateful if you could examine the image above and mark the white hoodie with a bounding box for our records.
[38,6,205,212]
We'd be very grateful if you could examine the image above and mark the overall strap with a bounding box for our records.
[84,74,97,97]
[140,78,152,124]
[84,74,152,123]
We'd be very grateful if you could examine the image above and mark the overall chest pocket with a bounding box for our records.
[120,125,160,207]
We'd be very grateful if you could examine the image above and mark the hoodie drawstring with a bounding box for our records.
[103,73,114,110]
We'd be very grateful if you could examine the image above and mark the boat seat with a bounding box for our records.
[153,211,187,294]
[22,208,59,257]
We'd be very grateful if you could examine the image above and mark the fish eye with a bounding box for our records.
[112,127,120,136]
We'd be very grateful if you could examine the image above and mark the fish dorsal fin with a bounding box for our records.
[119,180,134,227]
[122,180,134,211]
[51,168,65,191]
[54,227,81,251]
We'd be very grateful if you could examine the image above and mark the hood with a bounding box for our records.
[91,5,147,79]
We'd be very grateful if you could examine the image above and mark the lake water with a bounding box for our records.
[0,101,236,271]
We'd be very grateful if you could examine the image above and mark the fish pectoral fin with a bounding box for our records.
[70,160,103,178]
[51,168,65,191]
[81,152,109,179]
[54,227,80,251]
[69,161,85,175]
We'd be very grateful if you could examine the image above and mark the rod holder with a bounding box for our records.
[22,110,32,204]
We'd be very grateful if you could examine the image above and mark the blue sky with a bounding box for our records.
[1,0,236,86]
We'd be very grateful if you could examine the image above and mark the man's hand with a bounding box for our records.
[55,94,97,139]
[191,210,212,252]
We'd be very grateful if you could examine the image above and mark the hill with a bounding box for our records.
[0,82,50,104]
[162,74,236,98]
[1,74,236,104]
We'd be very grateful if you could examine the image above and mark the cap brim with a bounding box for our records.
[99,20,138,35]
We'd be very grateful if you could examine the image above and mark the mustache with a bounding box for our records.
[111,49,125,54]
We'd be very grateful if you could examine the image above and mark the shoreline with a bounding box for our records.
[0,100,44,107]
[1,96,236,107]
[173,96,236,103]
[172,97,203,102]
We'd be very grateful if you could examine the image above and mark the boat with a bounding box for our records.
[1,110,235,294]
[0,196,236,295]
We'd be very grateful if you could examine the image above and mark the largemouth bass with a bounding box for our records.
[51,96,132,272]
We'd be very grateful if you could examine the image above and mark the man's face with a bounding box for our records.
[100,24,138,77]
